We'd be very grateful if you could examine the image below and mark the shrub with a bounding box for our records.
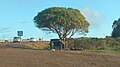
[111,46,120,51]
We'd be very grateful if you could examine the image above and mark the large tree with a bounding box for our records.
[112,18,120,37]
[33,7,89,48]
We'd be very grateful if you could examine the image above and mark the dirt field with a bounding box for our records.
[0,47,119,67]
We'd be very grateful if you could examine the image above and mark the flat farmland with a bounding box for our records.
[0,47,119,67]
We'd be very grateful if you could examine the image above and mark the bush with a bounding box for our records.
[67,37,120,50]
[96,46,106,50]
[111,46,120,51]
[67,38,107,49]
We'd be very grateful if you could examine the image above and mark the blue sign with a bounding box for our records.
[17,31,23,36]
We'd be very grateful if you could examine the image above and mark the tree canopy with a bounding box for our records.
[33,7,89,41]
[112,18,120,37]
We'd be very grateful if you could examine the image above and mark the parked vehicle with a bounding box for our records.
[13,37,21,43]
[30,37,36,42]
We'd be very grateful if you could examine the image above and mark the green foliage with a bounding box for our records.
[67,37,120,51]
[112,18,120,37]
[34,7,89,41]
[110,46,120,51]
[96,46,106,50]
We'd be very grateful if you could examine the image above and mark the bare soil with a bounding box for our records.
[0,47,120,67]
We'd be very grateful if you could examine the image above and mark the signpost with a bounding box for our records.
[17,31,23,43]
[18,31,23,36]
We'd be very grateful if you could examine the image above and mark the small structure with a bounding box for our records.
[49,39,64,50]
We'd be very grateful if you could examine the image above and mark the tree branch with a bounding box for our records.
[69,29,77,38]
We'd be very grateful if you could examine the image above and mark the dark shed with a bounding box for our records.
[50,39,64,50]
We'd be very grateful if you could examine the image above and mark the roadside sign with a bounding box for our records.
[17,31,23,36]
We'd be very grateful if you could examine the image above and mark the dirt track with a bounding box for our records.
[0,48,120,67]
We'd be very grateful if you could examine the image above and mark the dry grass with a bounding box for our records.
[0,41,49,50]
[21,41,49,50]
[0,48,119,67]
[0,42,120,67]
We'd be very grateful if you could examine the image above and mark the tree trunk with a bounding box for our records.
[62,38,69,50]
